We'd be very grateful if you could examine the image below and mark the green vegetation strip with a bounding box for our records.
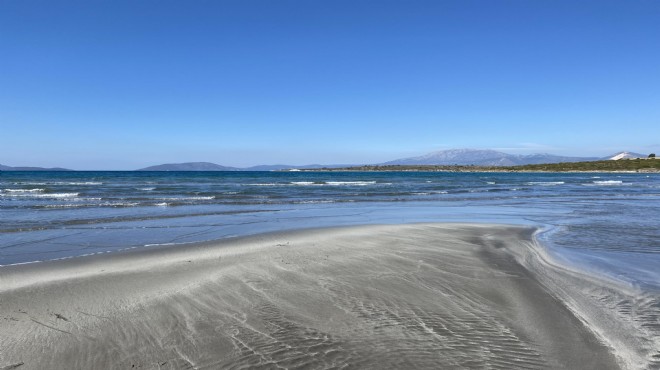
[303,159,660,172]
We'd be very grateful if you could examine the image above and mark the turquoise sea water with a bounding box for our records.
[1,171,659,289]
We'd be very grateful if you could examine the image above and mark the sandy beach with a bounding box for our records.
[0,224,620,369]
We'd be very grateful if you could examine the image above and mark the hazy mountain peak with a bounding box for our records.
[606,152,646,160]
[383,149,598,166]
[0,164,73,171]
[137,162,239,171]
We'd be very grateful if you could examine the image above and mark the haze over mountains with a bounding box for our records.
[137,162,355,171]
[382,149,599,167]
[1,149,650,171]
[0,164,72,171]
[137,149,647,171]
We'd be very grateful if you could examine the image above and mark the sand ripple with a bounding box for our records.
[0,224,622,369]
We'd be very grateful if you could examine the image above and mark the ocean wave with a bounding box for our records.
[293,200,337,204]
[137,187,156,191]
[41,204,86,209]
[325,181,378,186]
[155,196,216,201]
[413,191,448,195]
[14,181,102,186]
[1,192,79,198]
[63,182,103,185]
[526,181,565,186]
[41,201,138,208]
[101,202,139,207]
[593,180,623,185]
[248,181,383,187]
[3,188,45,193]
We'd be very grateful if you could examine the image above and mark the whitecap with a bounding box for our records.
[526,181,565,186]
[293,200,336,204]
[3,188,45,193]
[593,180,624,185]
[157,196,215,201]
[1,192,79,198]
[60,182,103,185]
[325,181,377,186]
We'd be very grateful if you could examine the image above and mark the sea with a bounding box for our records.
[1,170,659,288]
[2,170,660,367]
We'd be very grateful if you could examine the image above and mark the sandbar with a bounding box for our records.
[0,224,619,369]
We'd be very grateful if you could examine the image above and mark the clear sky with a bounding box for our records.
[1,0,659,169]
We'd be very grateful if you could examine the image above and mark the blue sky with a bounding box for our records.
[1,0,659,169]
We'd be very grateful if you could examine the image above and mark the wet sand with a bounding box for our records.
[0,224,619,369]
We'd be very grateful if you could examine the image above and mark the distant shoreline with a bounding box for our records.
[2,158,658,173]
[295,158,660,173]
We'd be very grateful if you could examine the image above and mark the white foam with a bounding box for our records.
[293,200,336,204]
[526,181,565,186]
[157,196,215,201]
[593,180,623,185]
[38,192,79,198]
[43,204,85,208]
[325,181,377,186]
[156,202,169,207]
[1,192,79,198]
[100,202,139,207]
[43,201,137,208]
[12,181,101,186]
[60,182,103,185]
[138,187,156,191]
[3,188,45,193]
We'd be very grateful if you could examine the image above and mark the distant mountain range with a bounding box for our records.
[138,162,240,171]
[137,162,354,171]
[134,149,650,170]
[2,149,649,171]
[381,149,601,167]
[0,164,72,171]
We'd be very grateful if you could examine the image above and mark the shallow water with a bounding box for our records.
[2,171,660,368]
[1,171,659,288]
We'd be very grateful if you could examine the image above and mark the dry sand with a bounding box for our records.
[0,223,619,369]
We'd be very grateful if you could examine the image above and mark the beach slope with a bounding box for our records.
[0,224,618,369]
